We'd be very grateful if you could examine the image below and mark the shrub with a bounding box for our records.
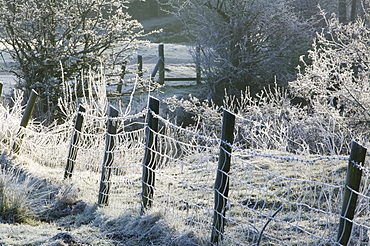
[289,13,370,147]
[164,84,352,155]
[0,157,50,223]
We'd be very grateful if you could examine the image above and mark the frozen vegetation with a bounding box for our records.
[0,0,370,245]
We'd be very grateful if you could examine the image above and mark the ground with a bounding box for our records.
[0,153,202,246]
[0,15,207,246]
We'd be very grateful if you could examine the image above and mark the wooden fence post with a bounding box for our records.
[196,46,201,84]
[141,96,159,214]
[0,82,3,98]
[337,141,367,245]
[98,106,119,206]
[12,89,38,154]
[138,55,143,78]
[117,63,126,93]
[211,109,236,244]
[64,105,86,179]
[158,44,165,85]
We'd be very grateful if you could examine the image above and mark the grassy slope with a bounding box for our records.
[0,146,350,246]
[0,153,202,246]
[0,16,209,246]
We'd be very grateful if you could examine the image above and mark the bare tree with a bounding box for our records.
[159,0,318,103]
[351,0,358,21]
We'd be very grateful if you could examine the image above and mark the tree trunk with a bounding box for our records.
[339,0,347,23]
[350,0,357,22]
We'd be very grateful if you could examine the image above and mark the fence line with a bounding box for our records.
[5,95,370,245]
[113,43,201,95]
[149,43,201,85]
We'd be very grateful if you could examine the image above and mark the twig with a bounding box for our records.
[254,204,285,246]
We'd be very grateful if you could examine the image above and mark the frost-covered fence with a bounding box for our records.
[337,142,367,245]
[64,106,147,212]
[139,101,369,245]
[6,94,370,245]
[12,89,38,154]
[64,105,85,179]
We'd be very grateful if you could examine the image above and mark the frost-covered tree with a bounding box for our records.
[158,0,318,103]
[0,0,143,117]
[290,14,370,137]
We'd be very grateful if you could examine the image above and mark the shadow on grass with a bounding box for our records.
[0,153,204,245]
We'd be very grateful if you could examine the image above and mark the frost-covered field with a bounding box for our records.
[0,19,210,244]
[2,14,368,246]
[0,127,353,246]
[0,175,199,245]
[0,80,358,245]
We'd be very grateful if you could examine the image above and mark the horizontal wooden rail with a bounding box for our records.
[164,77,199,82]
[150,44,201,85]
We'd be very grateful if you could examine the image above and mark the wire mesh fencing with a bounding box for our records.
[65,108,147,211]
[5,94,370,245]
[223,150,346,245]
[142,111,221,242]
[20,124,71,168]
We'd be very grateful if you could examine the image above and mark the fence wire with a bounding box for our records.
[18,124,71,168]
[223,150,345,245]
[69,109,147,210]
[143,116,221,241]
[344,160,370,246]
[5,100,370,245]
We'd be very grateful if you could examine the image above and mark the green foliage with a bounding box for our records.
[0,0,144,119]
